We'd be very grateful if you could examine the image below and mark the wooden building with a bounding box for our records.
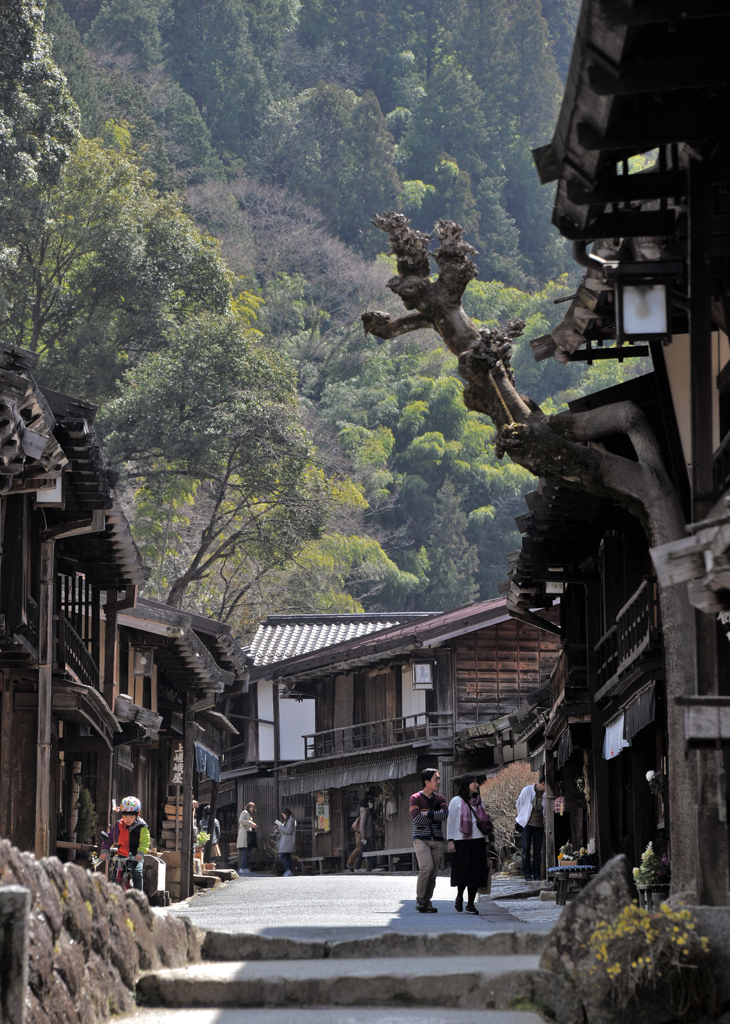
[219,613,429,867]
[0,342,247,898]
[505,0,730,904]
[242,600,560,870]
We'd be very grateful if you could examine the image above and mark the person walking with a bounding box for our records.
[237,801,258,876]
[347,811,362,872]
[354,795,377,872]
[515,771,546,882]
[447,774,493,915]
[275,808,297,876]
[200,804,221,860]
[410,768,448,913]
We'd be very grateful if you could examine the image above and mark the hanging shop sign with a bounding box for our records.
[316,790,330,832]
[169,740,185,786]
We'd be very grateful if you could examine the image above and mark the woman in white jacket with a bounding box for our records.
[447,774,493,915]
[275,808,297,876]
[237,802,257,876]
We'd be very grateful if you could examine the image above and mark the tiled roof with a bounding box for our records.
[250,613,434,667]
[249,598,526,683]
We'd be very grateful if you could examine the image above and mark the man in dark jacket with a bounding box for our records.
[410,768,448,912]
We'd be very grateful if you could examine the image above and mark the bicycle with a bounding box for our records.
[109,848,141,890]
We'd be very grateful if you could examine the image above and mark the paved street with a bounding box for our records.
[170,873,562,940]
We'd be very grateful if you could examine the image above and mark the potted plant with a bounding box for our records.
[558,841,577,867]
[633,841,671,909]
[194,830,210,870]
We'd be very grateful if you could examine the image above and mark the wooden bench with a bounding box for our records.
[361,847,418,872]
[298,856,341,875]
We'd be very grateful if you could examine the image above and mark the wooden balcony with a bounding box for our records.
[304,712,453,760]
[57,614,100,690]
[594,576,661,700]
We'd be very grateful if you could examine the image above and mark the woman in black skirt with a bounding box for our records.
[447,774,493,914]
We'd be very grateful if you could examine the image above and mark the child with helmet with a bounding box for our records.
[100,796,151,891]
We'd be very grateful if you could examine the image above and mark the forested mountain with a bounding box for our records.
[1,0,640,634]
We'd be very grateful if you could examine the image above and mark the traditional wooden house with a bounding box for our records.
[220,613,428,867]
[511,0,730,903]
[0,343,248,899]
[244,600,560,870]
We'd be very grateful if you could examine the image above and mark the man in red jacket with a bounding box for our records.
[410,768,448,913]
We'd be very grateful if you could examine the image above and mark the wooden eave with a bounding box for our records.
[15,680,120,748]
[536,0,730,255]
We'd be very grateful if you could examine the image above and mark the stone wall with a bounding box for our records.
[0,841,201,1024]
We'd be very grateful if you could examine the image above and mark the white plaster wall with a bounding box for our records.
[401,667,427,719]
[257,681,316,762]
[257,680,275,761]
[279,695,315,761]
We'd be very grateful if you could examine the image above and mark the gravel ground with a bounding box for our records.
[169,873,560,940]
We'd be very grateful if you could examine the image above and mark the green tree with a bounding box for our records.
[0,0,79,192]
[0,130,230,401]
[103,306,332,614]
[44,0,103,136]
[541,0,581,83]
[164,0,271,155]
[255,83,401,254]
[85,0,172,72]
[425,478,477,609]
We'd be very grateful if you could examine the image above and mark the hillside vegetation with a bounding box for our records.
[0,0,642,634]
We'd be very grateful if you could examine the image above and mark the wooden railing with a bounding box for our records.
[304,712,453,760]
[594,576,660,695]
[222,742,248,774]
[58,615,100,690]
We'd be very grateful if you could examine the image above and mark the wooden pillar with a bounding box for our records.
[585,583,612,865]
[205,779,219,862]
[689,157,728,904]
[1,673,13,839]
[179,693,195,900]
[545,746,556,876]
[273,683,281,815]
[34,538,54,859]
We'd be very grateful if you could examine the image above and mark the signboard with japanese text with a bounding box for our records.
[170,740,185,786]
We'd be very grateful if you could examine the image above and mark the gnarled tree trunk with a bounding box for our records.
[362,214,697,895]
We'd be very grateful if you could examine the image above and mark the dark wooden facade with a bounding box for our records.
[0,346,247,899]
[505,0,730,904]
[455,616,560,730]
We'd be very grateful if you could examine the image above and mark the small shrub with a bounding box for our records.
[481,761,537,860]
[589,903,716,1020]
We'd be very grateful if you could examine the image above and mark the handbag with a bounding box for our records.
[475,812,493,836]
[248,829,258,850]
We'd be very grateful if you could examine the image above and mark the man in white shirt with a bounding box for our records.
[515,770,546,881]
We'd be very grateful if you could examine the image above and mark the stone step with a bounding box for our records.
[136,955,581,1021]
[201,928,546,962]
[116,1007,546,1024]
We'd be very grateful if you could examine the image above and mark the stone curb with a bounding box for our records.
[200,928,547,962]
[137,956,582,1021]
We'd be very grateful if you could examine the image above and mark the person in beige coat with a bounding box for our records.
[237,801,257,875]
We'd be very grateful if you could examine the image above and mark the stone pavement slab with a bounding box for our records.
[137,954,542,1009]
[115,1009,546,1024]
[170,874,555,939]
[496,898,563,927]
